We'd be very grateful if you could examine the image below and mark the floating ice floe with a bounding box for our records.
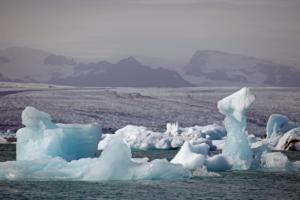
[98,123,226,151]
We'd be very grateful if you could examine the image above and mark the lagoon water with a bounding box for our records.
[1,144,300,200]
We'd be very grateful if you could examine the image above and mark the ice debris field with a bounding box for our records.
[0,87,300,181]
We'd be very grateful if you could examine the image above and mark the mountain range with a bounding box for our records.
[1,47,300,87]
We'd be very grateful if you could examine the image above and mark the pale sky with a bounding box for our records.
[0,0,300,62]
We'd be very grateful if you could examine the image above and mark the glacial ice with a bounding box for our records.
[0,136,6,144]
[171,141,206,170]
[0,107,191,181]
[260,152,292,171]
[0,135,191,181]
[170,141,232,172]
[218,87,255,170]
[98,123,226,151]
[275,128,300,151]
[266,114,299,138]
[17,106,102,161]
[1,87,300,181]
[84,135,191,181]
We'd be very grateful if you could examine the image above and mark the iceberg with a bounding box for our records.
[84,135,191,181]
[17,106,102,161]
[275,128,300,151]
[0,107,191,181]
[170,141,206,170]
[0,134,190,181]
[260,152,292,171]
[266,114,299,138]
[98,123,225,151]
[218,87,255,170]
[171,141,231,172]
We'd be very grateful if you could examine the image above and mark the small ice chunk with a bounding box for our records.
[166,122,180,136]
[171,141,206,170]
[260,152,290,171]
[0,136,7,144]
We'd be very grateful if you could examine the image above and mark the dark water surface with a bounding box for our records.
[1,144,300,200]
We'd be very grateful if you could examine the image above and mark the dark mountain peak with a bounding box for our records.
[117,56,141,66]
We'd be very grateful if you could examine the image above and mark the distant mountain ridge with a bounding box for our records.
[1,47,300,87]
[183,50,300,86]
[51,56,192,87]
[0,47,192,87]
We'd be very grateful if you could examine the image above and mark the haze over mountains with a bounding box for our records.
[0,47,300,87]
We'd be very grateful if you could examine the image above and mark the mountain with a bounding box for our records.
[0,47,75,82]
[183,50,300,86]
[0,47,192,87]
[50,56,192,87]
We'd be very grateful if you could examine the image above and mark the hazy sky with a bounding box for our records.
[0,0,300,62]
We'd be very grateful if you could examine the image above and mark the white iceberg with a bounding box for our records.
[266,114,299,139]
[218,87,255,170]
[84,135,191,181]
[171,141,232,172]
[98,123,225,151]
[170,141,206,170]
[0,107,191,181]
[17,106,102,161]
[0,135,191,181]
[275,128,300,151]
